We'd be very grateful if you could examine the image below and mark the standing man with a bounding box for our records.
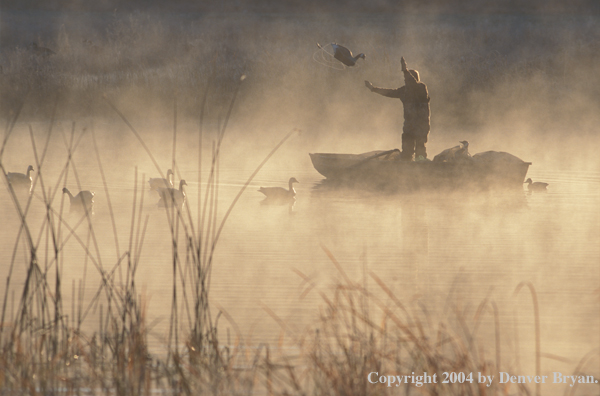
[365,57,430,161]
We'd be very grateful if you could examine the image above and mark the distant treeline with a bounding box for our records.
[4,0,600,14]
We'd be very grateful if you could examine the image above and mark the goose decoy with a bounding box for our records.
[433,141,470,163]
[7,165,34,193]
[524,178,548,192]
[148,169,174,192]
[158,179,187,209]
[63,187,95,213]
[317,43,365,67]
[29,42,55,57]
[258,177,299,201]
[455,140,470,159]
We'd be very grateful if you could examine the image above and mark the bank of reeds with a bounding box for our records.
[0,78,597,396]
[0,78,299,394]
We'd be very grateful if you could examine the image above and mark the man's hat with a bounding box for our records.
[409,69,420,81]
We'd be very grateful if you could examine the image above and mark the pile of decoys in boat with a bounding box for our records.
[309,140,548,191]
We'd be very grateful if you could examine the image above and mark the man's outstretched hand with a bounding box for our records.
[401,57,407,71]
[364,80,374,91]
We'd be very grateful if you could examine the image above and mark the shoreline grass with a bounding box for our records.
[0,13,598,392]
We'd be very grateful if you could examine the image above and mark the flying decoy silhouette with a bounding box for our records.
[317,43,365,67]
[524,178,549,192]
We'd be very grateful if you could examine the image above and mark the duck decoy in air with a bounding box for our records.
[149,169,174,192]
[258,177,299,201]
[318,43,365,67]
[63,188,95,213]
[7,165,34,193]
[158,179,187,209]
[524,178,548,192]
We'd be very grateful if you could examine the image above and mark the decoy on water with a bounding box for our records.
[258,177,299,201]
[317,43,365,67]
[63,188,95,213]
[149,169,174,192]
[7,165,34,193]
[524,178,548,192]
[158,179,187,209]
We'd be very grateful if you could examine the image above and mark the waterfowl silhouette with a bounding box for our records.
[158,179,187,209]
[29,42,56,57]
[524,178,548,192]
[7,165,34,193]
[149,169,174,192]
[433,141,470,162]
[258,177,299,201]
[63,188,95,213]
[317,43,365,67]
[455,140,470,159]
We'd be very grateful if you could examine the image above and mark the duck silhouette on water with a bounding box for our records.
[63,187,95,214]
[7,165,34,194]
[258,177,299,204]
[148,169,174,193]
[524,178,548,192]
[158,179,187,210]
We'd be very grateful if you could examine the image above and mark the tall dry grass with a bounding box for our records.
[0,11,598,395]
[0,78,297,394]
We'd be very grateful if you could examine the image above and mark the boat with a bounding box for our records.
[309,149,532,190]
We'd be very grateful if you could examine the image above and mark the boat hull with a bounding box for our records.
[309,151,531,190]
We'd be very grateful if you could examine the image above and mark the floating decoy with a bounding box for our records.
[158,179,187,209]
[149,169,174,192]
[7,165,34,193]
[433,141,470,162]
[524,178,548,192]
[317,43,365,67]
[29,42,55,57]
[258,177,299,200]
[62,188,95,213]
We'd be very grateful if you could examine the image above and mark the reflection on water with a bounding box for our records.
[0,130,598,395]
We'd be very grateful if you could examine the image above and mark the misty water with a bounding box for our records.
[0,117,598,395]
[1,9,600,393]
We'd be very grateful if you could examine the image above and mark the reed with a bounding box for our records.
[0,74,299,393]
[251,245,593,396]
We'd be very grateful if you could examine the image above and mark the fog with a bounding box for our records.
[0,9,599,395]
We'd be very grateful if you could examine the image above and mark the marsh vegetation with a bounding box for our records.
[0,9,599,395]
